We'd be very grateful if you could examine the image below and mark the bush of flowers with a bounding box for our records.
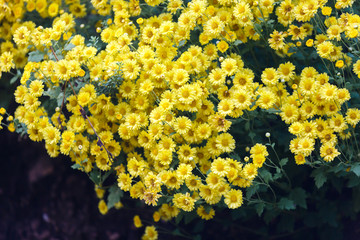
[1,0,360,238]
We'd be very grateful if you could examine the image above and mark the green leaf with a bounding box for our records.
[313,170,327,189]
[28,50,45,62]
[246,184,259,199]
[48,49,63,61]
[234,40,243,46]
[175,212,184,224]
[89,169,101,185]
[279,158,288,167]
[15,122,27,135]
[328,163,345,174]
[178,40,186,47]
[289,188,307,209]
[267,108,281,114]
[351,164,360,177]
[107,185,123,209]
[259,168,272,183]
[267,20,275,25]
[278,198,295,210]
[255,202,265,216]
[229,152,241,161]
[273,172,282,180]
[44,86,62,100]
[248,132,256,140]
[253,23,262,34]
[71,163,81,169]
[244,121,250,131]
[56,92,64,107]
[265,142,275,148]
[102,170,113,183]
[203,205,212,214]
[10,69,21,84]
[64,43,76,51]
[73,80,86,92]
[347,174,360,188]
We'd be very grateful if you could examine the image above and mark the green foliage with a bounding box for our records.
[289,188,307,209]
[107,185,123,209]
[312,168,327,189]
[28,50,45,62]
[278,198,296,210]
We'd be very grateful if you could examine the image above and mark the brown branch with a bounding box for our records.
[49,45,114,163]
[50,46,67,129]
[79,104,113,161]
[50,46,59,61]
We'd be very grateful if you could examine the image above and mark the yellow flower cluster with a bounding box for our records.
[0,0,89,79]
[8,0,275,217]
[1,0,360,226]
[263,2,360,164]
[0,107,15,132]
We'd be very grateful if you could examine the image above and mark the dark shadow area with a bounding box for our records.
[0,131,140,240]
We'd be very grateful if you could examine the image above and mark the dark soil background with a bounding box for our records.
[0,131,143,240]
[1,129,360,240]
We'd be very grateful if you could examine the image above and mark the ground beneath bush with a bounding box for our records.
[0,132,143,240]
[1,131,360,240]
